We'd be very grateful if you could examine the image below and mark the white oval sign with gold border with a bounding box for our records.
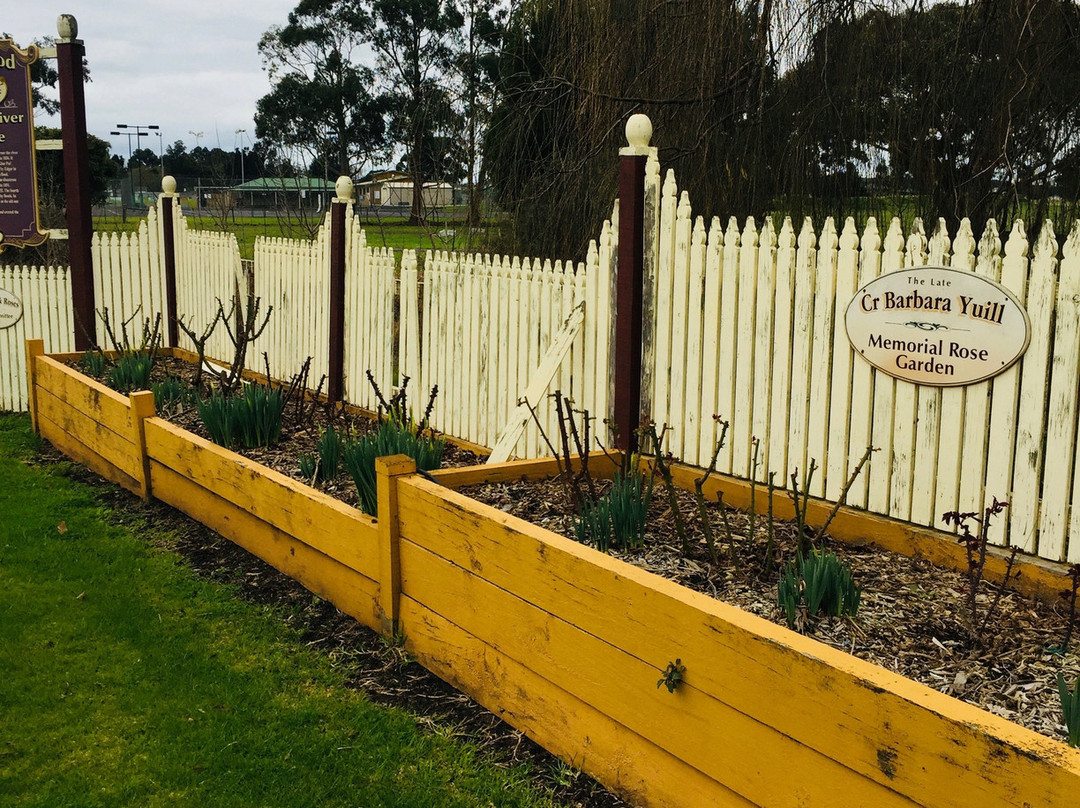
[845,266,1030,386]
[0,287,23,329]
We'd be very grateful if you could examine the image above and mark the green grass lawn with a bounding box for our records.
[0,413,564,808]
[93,215,496,259]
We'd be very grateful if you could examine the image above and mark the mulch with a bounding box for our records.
[459,473,1079,745]
[67,353,1080,750]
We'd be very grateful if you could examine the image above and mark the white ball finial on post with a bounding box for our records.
[161,175,177,196]
[335,175,355,202]
[620,113,653,157]
[57,14,79,42]
[625,114,652,149]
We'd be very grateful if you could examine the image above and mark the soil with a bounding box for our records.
[73,353,1080,748]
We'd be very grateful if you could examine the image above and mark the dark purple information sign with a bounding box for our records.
[0,40,45,252]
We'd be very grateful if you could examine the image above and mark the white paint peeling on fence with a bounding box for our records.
[7,173,1080,563]
[643,167,1080,562]
[0,265,73,410]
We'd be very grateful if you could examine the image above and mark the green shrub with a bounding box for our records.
[78,349,107,377]
[299,453,318,482]
[574,470,652,552]
[316,427,343,482]
[575,496,613,551]
[107,352,153,393]
[234,384,285,448]
[152,377,191,413]
[196,392,236,448]
[777,549,862,629]
[341,419,445,515]
[1060,672,1080,747]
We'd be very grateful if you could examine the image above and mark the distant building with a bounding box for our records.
[232,177,337,211]
[355,170,454,208]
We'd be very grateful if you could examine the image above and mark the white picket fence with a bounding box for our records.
[0,265,74,411]
[400,224,615,455]
[645,161,1080,563]
[6,169,1080,562]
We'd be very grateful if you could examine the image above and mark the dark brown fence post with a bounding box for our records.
[328,176,353,403]
[613,115,653,453]
[56,14,95,351]
[160,176,179,347]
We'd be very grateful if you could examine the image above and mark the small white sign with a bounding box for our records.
[845,266,1030,386]
[0,287,23,329]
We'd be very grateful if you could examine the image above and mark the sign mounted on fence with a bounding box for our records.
[0,39,46,253]
[0,287,23,328]
[845,266,1030,386]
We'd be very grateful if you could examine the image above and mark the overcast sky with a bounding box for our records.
[4,1,299,164]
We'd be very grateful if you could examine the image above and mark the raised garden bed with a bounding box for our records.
[26,339,1080,808]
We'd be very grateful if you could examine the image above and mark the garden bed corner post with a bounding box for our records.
[376,455,417,636]
[25,338,44,434]
[614,114,653,453]
[328,176,353,404]
[128,391,156,500]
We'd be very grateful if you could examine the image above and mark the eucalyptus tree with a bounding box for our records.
[368,0,465,223]
[255,0,390,180]
[452,0,505,226]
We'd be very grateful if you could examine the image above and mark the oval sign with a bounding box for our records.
[845,266,1030,386]
[0,287,23,329]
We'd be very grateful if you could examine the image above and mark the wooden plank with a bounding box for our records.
[400,537,919,808]
[399,596,749,808]
[717,218,742,474]
[984,222,1028,544]
[767,218,796,478]
[957,221,1003,519]
[1058,219,1080,561]
[37,409,141,494]
[868,219,902,512]
[787,219,817,480]
[681,216,706,464]
[750,220,776,476]
[35,386,140,480]
[807,219,838,497]
[846,218,881,508]
[434,450,620,489]
[1010,223,1058,552]
[397,477,1080,808]
[34,355,131,431]
[696,218,724,467]
[732,219,759,476]
[149,460,381,632]
[825,218,860,498]
[487,302,586,463]
[143,419,379,578]
[651,172,678,433]
[909,221,950,526]
[889,221,928,520]
[1040,236,1079,513]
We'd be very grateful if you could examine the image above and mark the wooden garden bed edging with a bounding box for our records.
[25,340,1080,808]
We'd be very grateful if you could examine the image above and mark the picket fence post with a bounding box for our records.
[328,176,353,403]
[613,114,652,452]
[160,176,180,347]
